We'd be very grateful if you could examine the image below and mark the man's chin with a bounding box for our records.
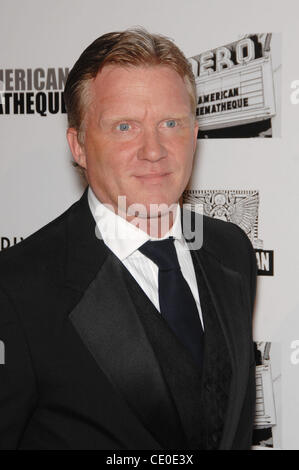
[126,200,178,219]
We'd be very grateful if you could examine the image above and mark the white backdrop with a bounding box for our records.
[1,0,299,449]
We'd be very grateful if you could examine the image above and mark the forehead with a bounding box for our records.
[88,64,192,116]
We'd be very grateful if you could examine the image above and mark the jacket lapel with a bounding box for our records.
[192,246,251,449]
[69,253,186,448]
[65,190,182,448]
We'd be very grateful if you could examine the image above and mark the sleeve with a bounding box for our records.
[0,286,38,449]
[230,223,257,449]
[231,361,256,449]
[247,233,258,315]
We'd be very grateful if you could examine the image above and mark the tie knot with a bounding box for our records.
[139,237,180,271]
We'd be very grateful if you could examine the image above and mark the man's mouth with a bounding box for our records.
[134,172,171,181]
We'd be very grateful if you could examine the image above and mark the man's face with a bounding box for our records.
[68,64,198,218]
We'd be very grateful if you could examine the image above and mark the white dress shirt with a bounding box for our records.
[88,187,204,328]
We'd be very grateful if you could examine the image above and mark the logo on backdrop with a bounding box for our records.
[0,236,24,251]
[0,67,69,116]
[188,33,278,138]
[183,189,274,276]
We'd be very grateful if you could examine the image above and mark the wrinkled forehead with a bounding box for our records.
[86,64,193,117]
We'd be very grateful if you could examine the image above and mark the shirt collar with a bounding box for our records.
[88,186,184,261]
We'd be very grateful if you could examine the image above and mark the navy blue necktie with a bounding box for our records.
[139,237,204,371]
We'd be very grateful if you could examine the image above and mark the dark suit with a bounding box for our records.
[0,189,257,450]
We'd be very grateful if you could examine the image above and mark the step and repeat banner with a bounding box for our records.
[1,0,299,450]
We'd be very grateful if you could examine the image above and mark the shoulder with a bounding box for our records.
[0,199,78,284]
[196,214,257,280]
[198,214,257,309]
[204,214,253,258]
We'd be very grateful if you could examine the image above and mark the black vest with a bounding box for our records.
[122,249,232,450]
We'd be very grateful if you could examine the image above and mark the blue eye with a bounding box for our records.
[165,120,177,128]
[117,123,131,131]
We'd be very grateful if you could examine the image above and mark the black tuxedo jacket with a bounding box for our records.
[0,189,257,450]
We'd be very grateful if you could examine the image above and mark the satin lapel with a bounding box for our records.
[69,252,179,449]
[191,247,251,449]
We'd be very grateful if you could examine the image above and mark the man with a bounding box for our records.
[0,28,257,450]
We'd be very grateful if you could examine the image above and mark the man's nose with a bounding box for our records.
[137,127,167,162]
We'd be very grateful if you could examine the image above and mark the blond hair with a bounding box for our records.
[64,27,197,143]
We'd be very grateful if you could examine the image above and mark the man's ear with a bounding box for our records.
[66,128,87,169]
